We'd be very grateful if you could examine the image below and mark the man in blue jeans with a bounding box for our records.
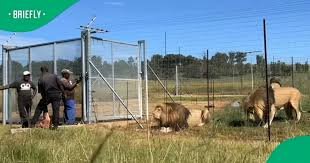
[61,69,80,125]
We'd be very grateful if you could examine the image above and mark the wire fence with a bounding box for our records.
[2,39,82,123]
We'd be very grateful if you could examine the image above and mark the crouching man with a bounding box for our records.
[61,69,81,125]
[0,71,36,128]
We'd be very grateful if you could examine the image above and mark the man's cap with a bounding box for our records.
[23,71,31,76]
[61,69,73,74]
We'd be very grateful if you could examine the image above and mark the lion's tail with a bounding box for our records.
[299,98,310,113]
[299,103,310,113]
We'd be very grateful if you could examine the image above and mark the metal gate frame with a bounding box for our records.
[2,34,148,127]
[1,38,81,124]
[81,30,146,128]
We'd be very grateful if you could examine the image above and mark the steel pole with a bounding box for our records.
[263,19,271,141]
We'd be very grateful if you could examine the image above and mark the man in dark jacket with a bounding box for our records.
[31,66,65,129]
[60,69,80,125]
[0,71,37,128]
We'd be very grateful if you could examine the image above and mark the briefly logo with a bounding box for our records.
[267,136,310,163]
[8,10,45,19]
[0,0,79,32]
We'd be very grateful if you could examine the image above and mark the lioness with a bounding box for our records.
[244,87,302,128]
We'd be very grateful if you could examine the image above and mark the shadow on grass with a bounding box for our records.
[90,130,114,163]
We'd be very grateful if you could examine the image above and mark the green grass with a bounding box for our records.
[0,73,309,162]
[1,96,310,163]
[0,125,277,163]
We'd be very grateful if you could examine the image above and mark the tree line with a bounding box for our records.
[148,52,309,80]
[0,53,308,84]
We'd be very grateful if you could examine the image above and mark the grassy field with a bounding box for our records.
[0,73,309,162]
[0,95,310,163]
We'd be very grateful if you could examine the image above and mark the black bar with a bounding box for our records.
[207,50,210,111]
[263,19,271,141]
[291,57,294,87]
[212,80,215,115]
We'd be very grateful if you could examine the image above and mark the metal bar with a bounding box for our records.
[111,42,115,117]
[7,52,12,125]
[127,81,129,121]
[5,38,81,51]
[28,48,32,78]
[91,37,138,47]
[176,65,179,96]
[89,60,144,129]
[2,46,8,125]
[86,30,92,124]
[53,43,57,74]
[137,41,143,118]
[291,57,294,87]
[95,115,142,121]
[212,80,215,118]
[81,31,87,122]
[147,63,175,103]
[88,77,139,81]
[263,19,271,141]
[251,64,254,90]
[207,50,210,110]
[141,40,149,122]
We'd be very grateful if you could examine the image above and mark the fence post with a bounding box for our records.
[137,41,143,119]
[291,56,294,87]
[53,42,57,74]
[263,19,271,141]
[81,30,92,124]
[2,46,8,125]
[139,40,148,121]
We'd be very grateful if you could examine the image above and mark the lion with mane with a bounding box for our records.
[152,103,191,131]
[152,103,211,131]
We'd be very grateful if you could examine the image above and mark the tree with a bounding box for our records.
[256,55,265,77]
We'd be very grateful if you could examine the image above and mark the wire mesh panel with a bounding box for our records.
[4,39,82,123]
[55,40,82,120]
[30,45,54,113]
[89,38,142,121]
[7,49,30,123]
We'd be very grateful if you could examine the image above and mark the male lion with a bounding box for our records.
[152,103,211,131]
[244,87,303,128]
[152,103,191,131]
